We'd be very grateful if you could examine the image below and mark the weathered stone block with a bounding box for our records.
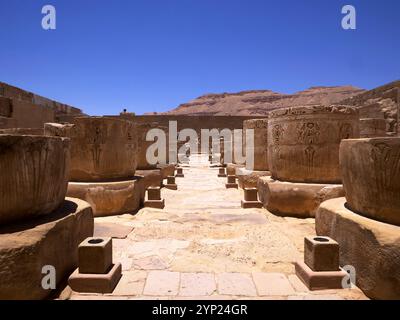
[78,237,113,274]
[67,179,142,217]
[176,167,184,177]
[165,175,178,190]
[218,167,227,177]
[244,188,258,202]
[258,176,344,218]
[236,168,271,189]
[304,236,339,271]
[148,187,161,201]
[226,175,238,189]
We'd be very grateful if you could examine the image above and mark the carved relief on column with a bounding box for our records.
[268,105,359,183]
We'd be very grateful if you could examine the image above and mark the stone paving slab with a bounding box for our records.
[252,272,296,296]
[143,271,180,296]
[179,273,216,296]
[216,273,257,296]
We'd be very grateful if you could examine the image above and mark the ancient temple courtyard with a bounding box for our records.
[63,154,367,300]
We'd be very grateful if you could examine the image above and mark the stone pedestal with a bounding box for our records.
[176,167,184,178]
[69,237,121,294]
[67,179,142,217]
[296,236,346,290]
[241,188,263,209]
[225,175,238,189]
[144,187,165,209]
[78,237,112,274]
[258,177,344,218]
[218,167,227,177]
[0,198,94,300]
[316,197,400,300]
[165,176,178,190]
[236,168,271,189]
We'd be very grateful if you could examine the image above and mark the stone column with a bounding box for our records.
[267,105,359,184]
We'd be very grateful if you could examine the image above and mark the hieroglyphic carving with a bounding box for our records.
[371,142,400,200]
[272,124,284,145]
[297,122,320,174]
[297,122,320,144]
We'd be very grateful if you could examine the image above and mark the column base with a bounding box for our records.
[237,168,271,189]
[67,178,142,217]
[258,177,344,218]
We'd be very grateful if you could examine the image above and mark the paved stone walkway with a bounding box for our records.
[66,154,367,300]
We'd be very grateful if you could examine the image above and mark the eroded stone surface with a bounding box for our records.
[340,138,400,226]
[0,198,94,300]
[268,105,359,183]
[258,176,344,218]
[45,117,137,182]
[0,135,70,225]
[316,197,400,300]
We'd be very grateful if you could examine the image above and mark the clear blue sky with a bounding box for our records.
[0,0,399,115]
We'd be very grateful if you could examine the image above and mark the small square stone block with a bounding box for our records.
[148,187,161,201]
[176,167,184,177]
[69,263,122,294]
[218,167,226,176]
[227,175,236,184]
[295,261,347,291]
[241,200,263,209]
[304,236,340,272]
[167,176,176,185]
[144,199,165,209]
[78,237,113,274]
[244,188,258,201]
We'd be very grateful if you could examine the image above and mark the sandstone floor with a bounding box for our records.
[65,154,367,300]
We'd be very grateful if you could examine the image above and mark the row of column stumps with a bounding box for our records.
[144,166,184,209]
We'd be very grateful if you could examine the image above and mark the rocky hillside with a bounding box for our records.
[161,86,365,116]
[339,80,399,134]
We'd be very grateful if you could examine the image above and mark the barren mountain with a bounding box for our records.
[160,86,365,116]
